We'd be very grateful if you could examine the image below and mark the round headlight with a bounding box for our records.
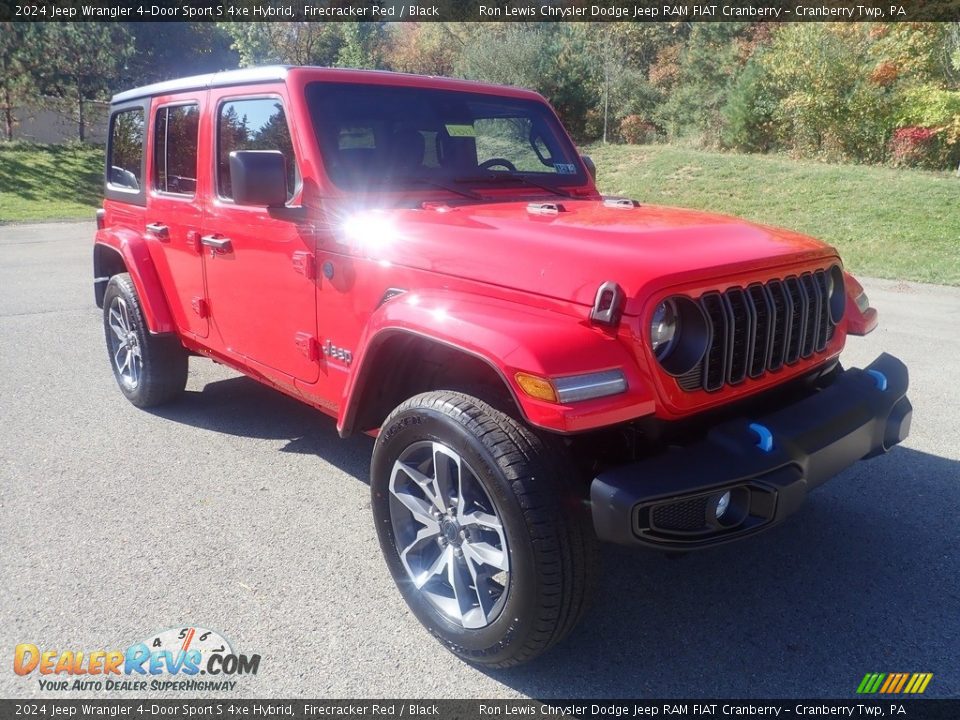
[649,296,709,377]
[650,299,679,359]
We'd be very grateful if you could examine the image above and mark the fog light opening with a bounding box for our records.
[711,487,749,528]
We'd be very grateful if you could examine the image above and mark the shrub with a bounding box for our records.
[888,126,941,168]
[619,115,658,145]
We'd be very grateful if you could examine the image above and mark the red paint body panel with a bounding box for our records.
[95,67,871,435]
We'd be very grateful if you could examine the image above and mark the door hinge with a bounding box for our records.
[292,251,316,280]
[191,297,209,318]
[294,332,320,361]
[186,230,202,253]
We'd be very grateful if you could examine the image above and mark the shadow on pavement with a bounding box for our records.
[149,373,958,698]
[148,374,374,481]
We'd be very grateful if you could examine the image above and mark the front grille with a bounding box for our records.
[684,270,834,393]
[651,496,709,532]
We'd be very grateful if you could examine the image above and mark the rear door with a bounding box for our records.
[144,95,208,337]
[200,88,318,384]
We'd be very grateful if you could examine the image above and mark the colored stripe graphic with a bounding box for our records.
[893,673,909,693]
[857,673,933,694]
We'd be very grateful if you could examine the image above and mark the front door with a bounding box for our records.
[200,90,318,384]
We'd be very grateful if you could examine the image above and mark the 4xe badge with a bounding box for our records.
[13,626,260,692]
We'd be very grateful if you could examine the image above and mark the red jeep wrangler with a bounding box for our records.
[95,66,911,667]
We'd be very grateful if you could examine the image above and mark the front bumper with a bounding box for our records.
[591,353,911,550]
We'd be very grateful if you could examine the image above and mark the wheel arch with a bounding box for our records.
[94,229,176,334]
[339,328,525,437]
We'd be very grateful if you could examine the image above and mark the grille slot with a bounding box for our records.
[683,270,833,393]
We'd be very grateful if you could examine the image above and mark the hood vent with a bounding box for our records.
[527,202,566,216]
[603,197,640,209]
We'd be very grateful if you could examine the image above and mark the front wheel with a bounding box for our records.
[371,391,597,668]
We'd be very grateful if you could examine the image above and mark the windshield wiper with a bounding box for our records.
[388,176,485,200]
[453,173,575,199]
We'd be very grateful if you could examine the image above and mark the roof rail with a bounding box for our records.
[111,65,292,104]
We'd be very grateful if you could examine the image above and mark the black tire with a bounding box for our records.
[371,391,598,668]
[102,273,188,408]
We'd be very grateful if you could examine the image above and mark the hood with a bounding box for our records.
[338,199,838,315]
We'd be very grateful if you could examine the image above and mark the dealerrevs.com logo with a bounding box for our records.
[13,627,260,692]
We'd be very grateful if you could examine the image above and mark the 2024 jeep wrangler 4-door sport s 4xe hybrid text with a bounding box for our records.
[94,66,912,668]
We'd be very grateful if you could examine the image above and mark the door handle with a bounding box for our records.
[200,235,232,253]
[146,223,169,240]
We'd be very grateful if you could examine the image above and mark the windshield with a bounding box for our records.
[306,82,587,193]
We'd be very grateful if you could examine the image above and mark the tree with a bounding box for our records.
[384,23,463,76]
[0,23,27,140]
[335,22,386,69]
[219,22,346,67]
[31,23,134,142]
[123,23,238,86]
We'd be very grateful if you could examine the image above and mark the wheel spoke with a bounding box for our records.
[118,300,131,334]
[432,442,460,511]
[406,542,451,590]
[463,539,508,572]
[129,352,139,385]
[108,309,125,340]
[462,550,498,620]
[448,551,485,628]
[392,489,440,531]
[394,461,445,513]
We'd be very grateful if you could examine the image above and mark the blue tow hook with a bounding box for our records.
[866,369,888,391]
[748,423,774,453]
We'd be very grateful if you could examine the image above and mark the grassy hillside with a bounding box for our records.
[1,141,956,285]
[589,144,959,286]
[0,143,104,223]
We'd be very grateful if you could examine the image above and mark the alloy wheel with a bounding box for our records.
[388,441,510,629]
[107,296,142,389]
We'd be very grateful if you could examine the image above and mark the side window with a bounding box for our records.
[154,104,199,195]
[107,108,144,191]
[218,98,297,201]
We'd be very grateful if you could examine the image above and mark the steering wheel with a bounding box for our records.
[478,158,518,173]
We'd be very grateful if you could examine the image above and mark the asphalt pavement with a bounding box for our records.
[0,222,957,699]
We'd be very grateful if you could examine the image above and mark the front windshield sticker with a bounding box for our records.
[554,163,577,174]
[445,124,475,137]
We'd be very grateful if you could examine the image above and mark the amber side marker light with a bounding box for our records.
[515,373,558,403]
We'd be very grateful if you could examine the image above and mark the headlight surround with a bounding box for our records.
[827,265,846,324]
[650,299,679,360]
[649,296,709,377]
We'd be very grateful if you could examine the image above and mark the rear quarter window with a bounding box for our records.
[105,102,148,206]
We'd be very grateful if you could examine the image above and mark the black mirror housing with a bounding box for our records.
[229,150,287,207]
[581,154,597,182]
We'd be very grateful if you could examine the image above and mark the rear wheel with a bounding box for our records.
[102,273,187,408]
[371,391,597,668]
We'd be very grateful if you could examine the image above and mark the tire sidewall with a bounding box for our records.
[371,401,540,664]
[102,275,149,406]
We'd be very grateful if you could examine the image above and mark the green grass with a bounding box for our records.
[0,142,104,223]
[589,143,960,286]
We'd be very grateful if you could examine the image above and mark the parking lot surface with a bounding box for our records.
[1,222,957,698]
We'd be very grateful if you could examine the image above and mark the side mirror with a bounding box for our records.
[581,154,597,182]
[229,150,287,207]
